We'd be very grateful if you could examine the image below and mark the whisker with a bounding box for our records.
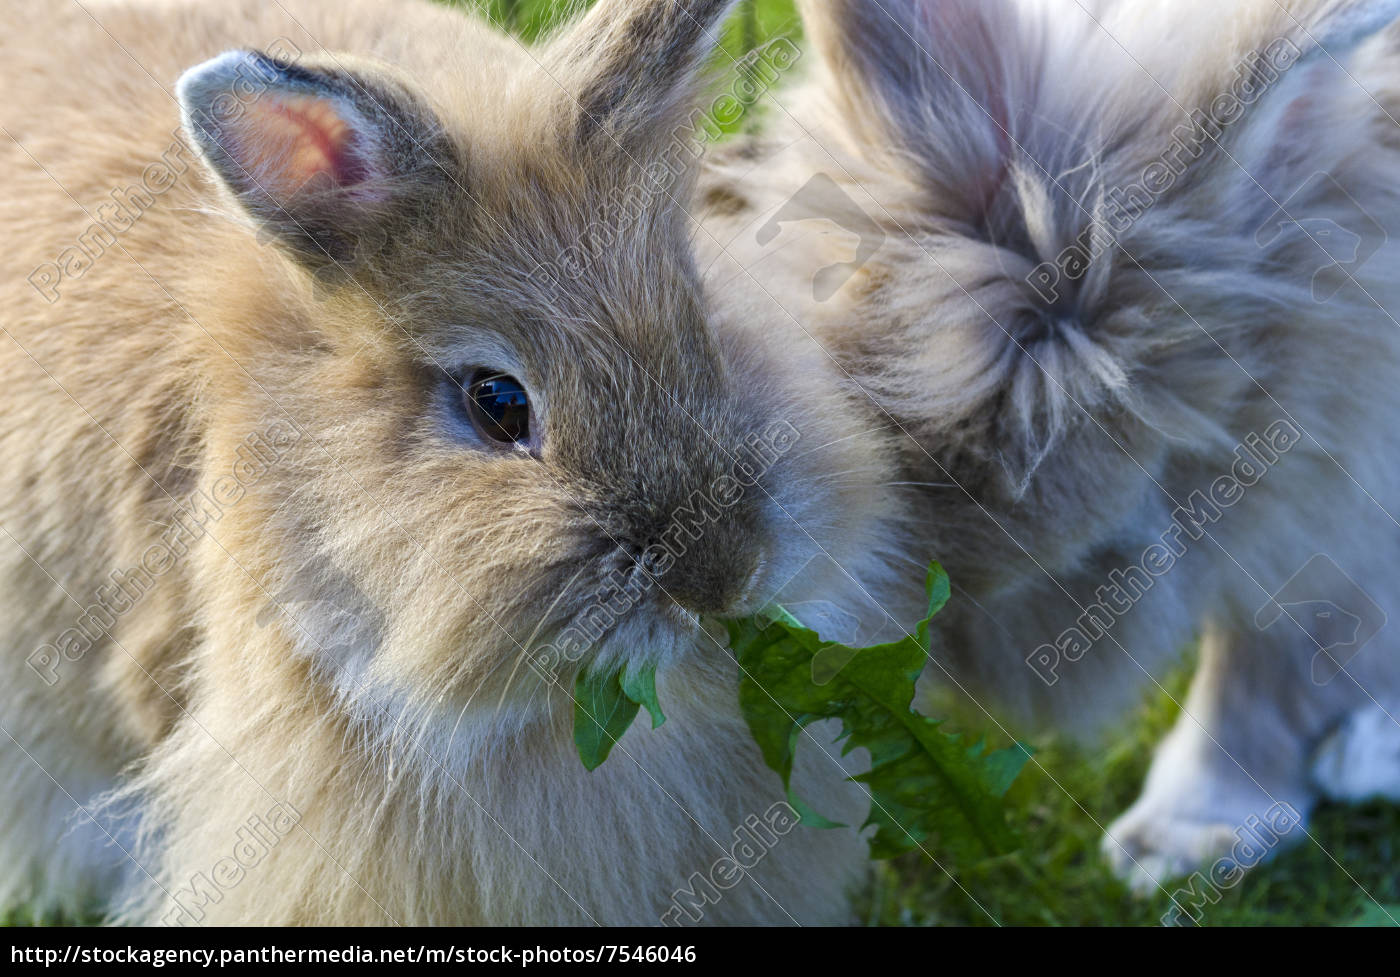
[443,562,591,756]
[783,427,890,464]
[806,466,888,484]
[492,562,595,718]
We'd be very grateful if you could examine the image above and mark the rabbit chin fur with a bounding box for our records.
[2,0,1400,925]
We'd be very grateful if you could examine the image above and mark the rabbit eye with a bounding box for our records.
[463,369,531,445]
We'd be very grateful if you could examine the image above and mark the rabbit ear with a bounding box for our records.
[798,0,1026,216]
[177,50,452,268]
[546,0,740,166]
[1224,0,1400,206]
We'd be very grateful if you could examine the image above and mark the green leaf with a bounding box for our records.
[573,661,668,770]
[620,662,666,729]
[727,562,1031,861]
[573,665,643,772]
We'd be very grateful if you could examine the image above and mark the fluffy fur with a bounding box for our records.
[1,0,1399,924]
[0,0,882,925]
[700,0,1400,890]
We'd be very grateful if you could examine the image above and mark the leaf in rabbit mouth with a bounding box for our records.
[572,661,666,771]
[572,562,1032,865]
[726,562,1033,861]
[565,559,1030,862]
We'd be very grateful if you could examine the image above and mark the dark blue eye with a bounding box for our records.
[463,369,531,445]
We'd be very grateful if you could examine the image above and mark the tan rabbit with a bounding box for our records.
[0,0,891,924]
[699,0,1400,898]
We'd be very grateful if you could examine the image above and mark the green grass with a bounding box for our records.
[453,0,573,41]
[2,906,100,928]
[456,0,801,47]
[858,666,1400,926]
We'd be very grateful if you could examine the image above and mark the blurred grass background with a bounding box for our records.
[6,0,1397,927]
[873,664,1400,925]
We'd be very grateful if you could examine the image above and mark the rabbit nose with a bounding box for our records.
[658,544,761,617]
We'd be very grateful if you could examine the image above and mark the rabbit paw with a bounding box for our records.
[1101,784,1307,898]
[1101,806,1244,895]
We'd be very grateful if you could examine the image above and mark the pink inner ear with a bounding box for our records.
[231,92,373,199]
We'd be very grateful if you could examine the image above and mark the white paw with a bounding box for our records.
[1102,797,1306,896]
[1101,810,1242,894]
[1313,704,1400,802]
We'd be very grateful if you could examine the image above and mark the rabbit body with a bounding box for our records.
[700,0,1400,893]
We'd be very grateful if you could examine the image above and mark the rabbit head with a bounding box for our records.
[172,0,908,721]
[720,0,1400,602]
